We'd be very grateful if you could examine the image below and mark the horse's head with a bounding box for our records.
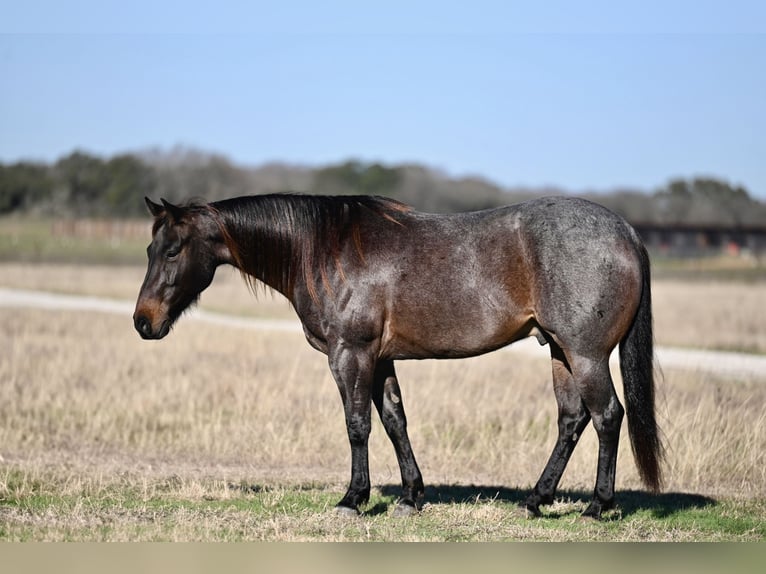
[133,197,227,340]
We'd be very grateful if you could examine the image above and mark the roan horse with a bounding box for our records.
[134,194,663,519]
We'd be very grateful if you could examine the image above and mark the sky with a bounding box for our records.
[2,2,766,198]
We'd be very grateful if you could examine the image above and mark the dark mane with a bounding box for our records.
[210,193,410,300]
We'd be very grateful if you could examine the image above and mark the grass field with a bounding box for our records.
[1,261,765,541]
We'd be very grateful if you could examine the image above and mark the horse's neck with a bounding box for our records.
[214,198,303,297]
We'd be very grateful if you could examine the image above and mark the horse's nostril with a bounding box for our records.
[134,315,152,338]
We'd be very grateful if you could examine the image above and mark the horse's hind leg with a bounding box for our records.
[523,344,591,517]
[372,360,425,515]
[572,354,625,519]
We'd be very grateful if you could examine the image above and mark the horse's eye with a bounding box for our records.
[166,248,180,260]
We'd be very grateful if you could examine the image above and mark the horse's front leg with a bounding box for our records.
[328,342,376,515]
[372,360,424,515]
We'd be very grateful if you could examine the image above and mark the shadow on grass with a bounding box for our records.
[226,481,715,520]
[377,484,716,520]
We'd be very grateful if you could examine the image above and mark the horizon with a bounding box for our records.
[2,3,765,200]
[5,143,759,200]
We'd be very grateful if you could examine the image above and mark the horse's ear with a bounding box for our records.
[161,198,185,223]
[145,197,164,217]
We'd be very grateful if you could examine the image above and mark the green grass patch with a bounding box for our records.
[1,469,763,541]
[0,217,147,265]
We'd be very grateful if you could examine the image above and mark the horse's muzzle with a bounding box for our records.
[133,313,170,340]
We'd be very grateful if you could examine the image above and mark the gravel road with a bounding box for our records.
[2,287,764,380]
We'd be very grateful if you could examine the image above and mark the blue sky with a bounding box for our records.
[2,2,766,198]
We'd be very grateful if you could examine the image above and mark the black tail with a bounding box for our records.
[619,240,664,492]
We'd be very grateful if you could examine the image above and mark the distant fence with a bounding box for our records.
[51,219,151,242]
[49,218,766,258]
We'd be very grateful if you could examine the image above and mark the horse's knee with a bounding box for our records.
[570,359,622,435]
[346,411,372,446]
[347,427,371,447]
[378,384,409,434]
[557,400,589,433]
[591,397,624,438]
[380,405,407,437]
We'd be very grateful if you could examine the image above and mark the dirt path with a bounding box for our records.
[2,287,764,380]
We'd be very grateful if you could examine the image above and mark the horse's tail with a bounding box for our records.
[619,239,664,492]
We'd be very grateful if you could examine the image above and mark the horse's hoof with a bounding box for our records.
[514,504,541,519]
[392,502,419,517]
[581,498,613,521]
[334,505,360,517]
[580,507,604,521]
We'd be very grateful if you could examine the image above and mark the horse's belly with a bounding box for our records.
[382,303,532,360]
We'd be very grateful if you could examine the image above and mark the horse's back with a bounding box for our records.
[517,196,638,242]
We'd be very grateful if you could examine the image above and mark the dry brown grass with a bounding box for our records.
[1,305,764,498]
[652,280,766,354]
[1,263,765,540]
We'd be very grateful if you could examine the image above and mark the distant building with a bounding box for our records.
[632,222,766,257]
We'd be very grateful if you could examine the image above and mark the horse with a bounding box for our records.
[133,193,664,519]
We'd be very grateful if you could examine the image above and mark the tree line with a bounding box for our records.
[2,147,765,226]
